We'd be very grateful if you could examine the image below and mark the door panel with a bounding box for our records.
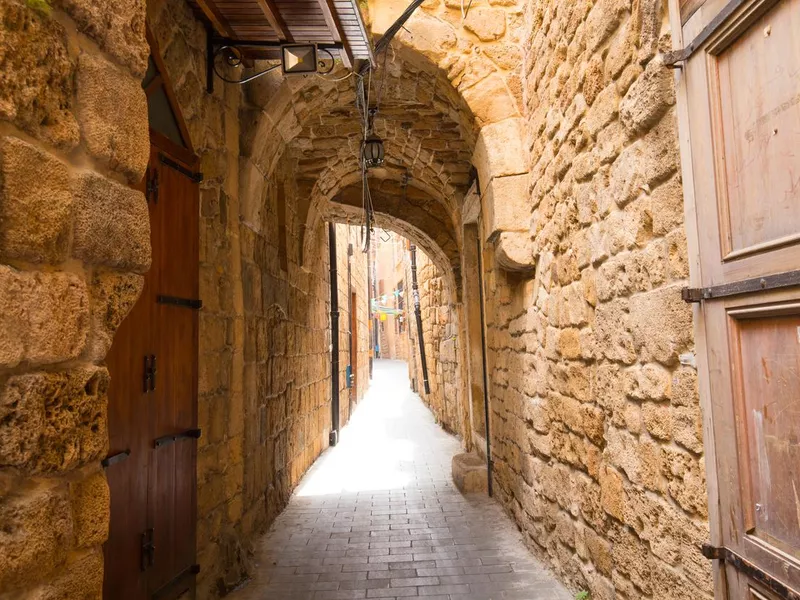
[105,141,199,600]
[708,0,800,258]
[676,0,800,597]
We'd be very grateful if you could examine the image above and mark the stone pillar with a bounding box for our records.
[0,0,150,595]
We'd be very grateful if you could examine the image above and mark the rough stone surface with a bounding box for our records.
[0,366,109,472]
[0,478,73,593]
[452,451,489,493]
[85,271,145,361]
[0,136,72,263]
[54,0,149,77]
[0,0,79,148]
[76,53,149,183]
[69,468,110,548]
[71,171,151,272]
[0,267,89,369]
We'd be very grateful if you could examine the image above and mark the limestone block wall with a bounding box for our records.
[478,0,712,598]
[0,0,151,596]
[406,251,464,438]
[334,224,371,428]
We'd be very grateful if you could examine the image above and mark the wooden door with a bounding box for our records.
[104,136,200,600]
[350,290,358,403]
[673,0,800,597]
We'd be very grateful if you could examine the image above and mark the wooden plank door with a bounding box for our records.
[103,159,156,600]
[147,136,200,599]
[104,138,199,600]
[673,0,800,597]
[350,290,358,404]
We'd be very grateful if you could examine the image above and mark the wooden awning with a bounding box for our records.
[192,0,374,68]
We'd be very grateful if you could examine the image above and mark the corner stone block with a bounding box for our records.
[72,171,151,272]
[472,118,527,196]
[0,478,73,593]
[76,53,149,183]
[461,73,520,127]
[494,231,534,273]
[0,136,72,263]
[69,468,110,548]
[483,173,530,237]
[85,270,145,361]
[0,366,109,471]
[0,266,89,369]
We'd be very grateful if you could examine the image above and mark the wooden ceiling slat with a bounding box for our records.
[194,0,372,63]
[255,0,293,41]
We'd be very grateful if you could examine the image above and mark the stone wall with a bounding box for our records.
[406,250,464,438]
[0,0,151,596]
[478,0,712,598]
[334,223,371,435]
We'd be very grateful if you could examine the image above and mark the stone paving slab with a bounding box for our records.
[228,360,572,600]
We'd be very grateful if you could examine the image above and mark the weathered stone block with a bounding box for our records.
[620,57,675,134]
[54,0,148,76]
[0,1,79,149]
[0,478,72,593]
[0,136,72,263]
[0,366,108,471]
[69,468,110,548]
[86,271,144,361]
[472,118,527,194]
[461,73,520,126]
[463,7,506,41]
[30,547,104,599]
[76,53,149,183]
[72,171,151,272]
[0,266,89,369]
[629,284,693,365]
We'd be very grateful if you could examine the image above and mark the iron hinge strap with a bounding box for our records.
[154,428,202,448]
[101,449,130,468]
[682,269,800,303]
[663,0,751,66]
[702,544,800,600]
[159,154,203,182]
[157,295,203,310]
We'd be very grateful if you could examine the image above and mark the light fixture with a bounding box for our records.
[362,134,385,169]
[281,45,318,75]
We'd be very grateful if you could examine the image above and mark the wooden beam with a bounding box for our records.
[194,0,236,39]
[317,0,354,68]
[255,0,294,42]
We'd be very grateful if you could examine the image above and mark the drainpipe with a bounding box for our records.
[329,223,340,446]
[409,245,430,395]
[476,235,493,497]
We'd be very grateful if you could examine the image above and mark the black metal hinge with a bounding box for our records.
[146,167,159,204]
[143,354,157,393]
[154,428,202,449]
[157,295,203,310]
[702,544,800,600]
[101,449,130,468]
[663,0,751,67]
[159,154,203,182]
[682,269,800,303]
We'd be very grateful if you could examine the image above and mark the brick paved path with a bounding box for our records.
[230,360,572,600]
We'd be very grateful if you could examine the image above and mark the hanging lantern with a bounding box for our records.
[362,134,385,169]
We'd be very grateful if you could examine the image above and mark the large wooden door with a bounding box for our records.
[673,0,800,597]
[104,136,200,600]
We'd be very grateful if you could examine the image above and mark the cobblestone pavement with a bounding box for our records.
[230,360,573,600]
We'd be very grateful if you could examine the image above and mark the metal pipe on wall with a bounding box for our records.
[476,235,493,497]
[409,245,430,395]
[328,223,340,446]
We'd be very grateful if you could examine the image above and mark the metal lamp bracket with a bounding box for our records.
[205,26,344,93]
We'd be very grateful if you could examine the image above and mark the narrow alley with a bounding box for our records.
[230,360,571,600]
